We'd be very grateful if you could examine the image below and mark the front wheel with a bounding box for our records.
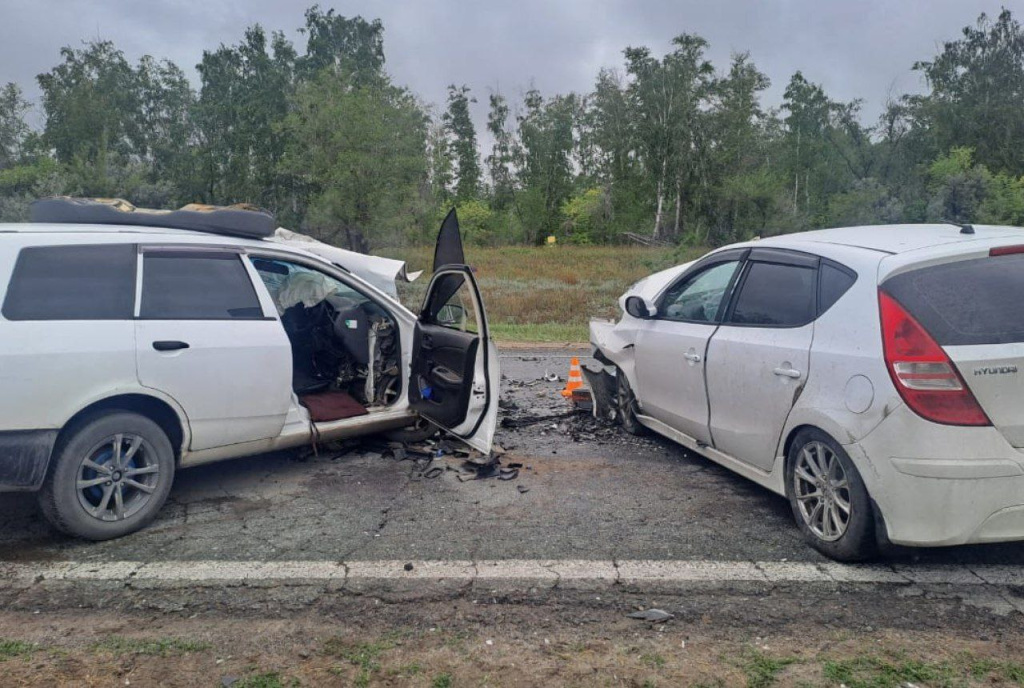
[616,370,645,436]
[785,428,875,561]
[38,412,175,541]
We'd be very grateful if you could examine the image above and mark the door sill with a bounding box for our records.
[635,414,781,494]
[180,409,417,467]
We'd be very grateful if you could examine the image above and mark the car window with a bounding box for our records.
[727,261,816,327]
[423,274,480,334]
[251,257,370,315]
[659,261,740,322]
[882,253,1024,346]
[2,244,136,321]
[818,262,857,315]
[140,251,263,320]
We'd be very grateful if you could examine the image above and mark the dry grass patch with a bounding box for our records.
[381,244,704,341]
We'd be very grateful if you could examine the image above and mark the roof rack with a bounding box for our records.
[30,197,277,240]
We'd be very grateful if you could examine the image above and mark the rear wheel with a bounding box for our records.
[785,428,875,561]
[39,412,175,541]
[616,370,645,436]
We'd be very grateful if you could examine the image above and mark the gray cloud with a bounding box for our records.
[0,0,1006,132]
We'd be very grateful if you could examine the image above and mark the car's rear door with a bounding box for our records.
[632,251,744,443]
[704,249,818,471]
[134,246,293,451]
[408,210,498,453]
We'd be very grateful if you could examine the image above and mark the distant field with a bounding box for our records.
[380,245,705,342]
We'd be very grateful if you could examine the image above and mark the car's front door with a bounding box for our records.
[704,249,818,471]
[408,209,498,454]
[633,252,744,443]
[134,247,293,451]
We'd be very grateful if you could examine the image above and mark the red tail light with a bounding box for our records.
[879,290,990,426]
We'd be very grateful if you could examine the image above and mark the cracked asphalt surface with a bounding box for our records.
[2,347,1024,687]
[3,348,1024,568]
[2,346,1024,565]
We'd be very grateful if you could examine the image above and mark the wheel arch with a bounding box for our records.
[779,418,891,552]
[57,393,188,463]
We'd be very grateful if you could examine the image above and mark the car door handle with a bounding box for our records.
[683,352,702,363]
[153,340,190,352]
[773,367,802,379]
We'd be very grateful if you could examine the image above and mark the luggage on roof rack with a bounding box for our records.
[30,197,277,239]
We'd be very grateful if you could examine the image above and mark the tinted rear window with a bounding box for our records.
[883,253,1024,346]
[140,252,263,320]
[819,262,857,315]
[2,244,137,320]
[727,261,816,327]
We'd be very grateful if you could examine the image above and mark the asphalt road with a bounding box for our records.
[3,347,1024,568]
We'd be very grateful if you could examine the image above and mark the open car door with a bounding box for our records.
[409,210,499,453]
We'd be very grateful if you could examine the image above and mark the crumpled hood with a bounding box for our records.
[268,228,422,298]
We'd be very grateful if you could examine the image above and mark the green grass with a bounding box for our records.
[739,649,799,688]
[90,636,212,657]
[640,652,667,669]
[233,672,297,688]
[432,673,454,688]
[0,639,37,661]
[821,651,1024,688]
[381,244,702,342]
[489,321,589,342]
[323,637,396,686]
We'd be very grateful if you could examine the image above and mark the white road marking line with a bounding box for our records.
[1,560,1019,586]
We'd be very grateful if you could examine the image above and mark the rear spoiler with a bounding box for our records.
[268,228,422,298]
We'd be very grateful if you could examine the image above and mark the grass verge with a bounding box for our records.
[382,244,702,342]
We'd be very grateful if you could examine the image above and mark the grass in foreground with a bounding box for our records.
[91,635,212,657]
[0,639,36,661]
[0,627,1022,687]
[381,244,702,342]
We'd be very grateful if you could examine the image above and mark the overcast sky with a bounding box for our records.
[0,0,1010,132]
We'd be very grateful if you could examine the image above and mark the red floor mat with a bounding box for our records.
[299,391,368,422]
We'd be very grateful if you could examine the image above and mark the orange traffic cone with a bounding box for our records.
[561,357,584,398]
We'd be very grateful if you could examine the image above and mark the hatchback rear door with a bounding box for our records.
[704,249,818,471]
[408,210,499,454]
[881,248,1024,444]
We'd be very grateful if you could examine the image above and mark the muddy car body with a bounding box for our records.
[0,200,498,540]
[592,224,1024,560]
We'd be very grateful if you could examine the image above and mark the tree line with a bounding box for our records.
[2,6,1024,249]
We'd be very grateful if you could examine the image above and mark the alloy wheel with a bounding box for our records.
[793,441,851,542]
[75,433,161,522]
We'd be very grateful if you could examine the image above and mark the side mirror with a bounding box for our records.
[624,295,655,319]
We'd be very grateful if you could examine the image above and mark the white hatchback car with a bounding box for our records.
[0,199,498,540]
[592,223,1024,560]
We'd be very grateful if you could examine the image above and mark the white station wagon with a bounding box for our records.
[0,198,498,540]
[592,223,1024,560]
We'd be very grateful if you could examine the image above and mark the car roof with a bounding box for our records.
[752,223,1024,255]
[1,222,265,246]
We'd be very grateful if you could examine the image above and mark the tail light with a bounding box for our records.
[879,290,990,426]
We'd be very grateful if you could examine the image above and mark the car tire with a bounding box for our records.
[616,370,645,436]
[382,418,439,444]
[38,411,175,541]
[785,428,876,561]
